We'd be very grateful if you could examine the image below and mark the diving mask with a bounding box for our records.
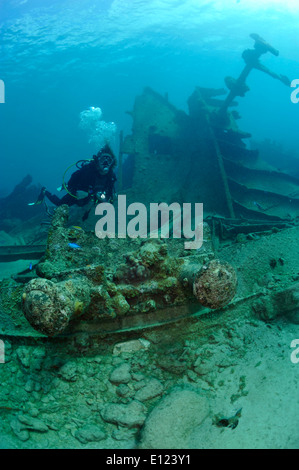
[97,153,114,174]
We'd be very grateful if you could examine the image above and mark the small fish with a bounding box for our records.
[29,262,33,271]
[68,243,81,249]
[71,226,84,231]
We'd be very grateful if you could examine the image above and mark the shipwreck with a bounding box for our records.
[0,34,299,344]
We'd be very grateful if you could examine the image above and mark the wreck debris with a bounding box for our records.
[180,258,237,309]
[22,277,91,337]
[219,33,290,116]
[20,205,216,336]
[120,36,297,223]
[206,215,294,241]
[21,245,212,337]
[0,175,44,232]
[113,338,151,356]
[0,245,46,262]
[193,260,237,309]
[3,35,297,341]
[252,282,299,322]
[21,245,232,336]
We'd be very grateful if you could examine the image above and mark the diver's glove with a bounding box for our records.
[28,187,46,206]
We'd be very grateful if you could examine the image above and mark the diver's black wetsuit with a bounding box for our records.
[45,161,116,207]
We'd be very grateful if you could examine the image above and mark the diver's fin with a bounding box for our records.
[28,187,46,206]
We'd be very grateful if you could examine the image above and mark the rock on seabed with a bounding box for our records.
[139,387,209,449]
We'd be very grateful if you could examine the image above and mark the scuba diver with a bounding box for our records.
[31,145,117,211]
